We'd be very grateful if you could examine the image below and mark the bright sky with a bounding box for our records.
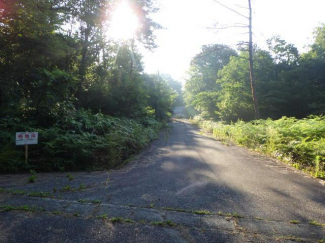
[140,0,325,83]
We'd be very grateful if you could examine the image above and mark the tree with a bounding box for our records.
[309,23,325,60]
[216,49,275,122]
[160,74,183,106]
[0,0,76,122]
[143,74,177,120]
[184,44,236,119]
[213,0,260,119]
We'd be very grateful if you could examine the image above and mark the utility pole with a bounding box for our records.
[213,0,260,119]
[248,0,260,119]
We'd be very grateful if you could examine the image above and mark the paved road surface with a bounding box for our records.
[0,118,324,242]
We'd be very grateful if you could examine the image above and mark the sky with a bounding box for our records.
[139,0,325,83]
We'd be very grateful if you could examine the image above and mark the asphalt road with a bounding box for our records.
[0,115,324,242]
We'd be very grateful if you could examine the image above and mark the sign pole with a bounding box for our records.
[25,144,28,164]
[16,132,38,164]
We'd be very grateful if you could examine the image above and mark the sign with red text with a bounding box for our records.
[16,132,38,145]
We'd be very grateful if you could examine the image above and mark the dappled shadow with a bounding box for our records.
[94,119,325,223]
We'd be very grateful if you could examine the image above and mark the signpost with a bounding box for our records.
[16,132,38,164]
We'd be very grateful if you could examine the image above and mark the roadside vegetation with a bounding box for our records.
[192,116,325,178]
[0,0,182,172]
[0,111,164,172]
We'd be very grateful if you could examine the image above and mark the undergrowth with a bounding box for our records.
[0,110,162,172]
[192,115,325,178]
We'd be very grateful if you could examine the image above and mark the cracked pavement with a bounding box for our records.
[0,117,324,242]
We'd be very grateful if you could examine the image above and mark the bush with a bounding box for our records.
[0,110,162,172]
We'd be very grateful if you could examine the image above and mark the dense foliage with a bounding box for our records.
[0,0,179,172]
[0,111,162,172]
[193,116,325,178]
[184,27,325,122]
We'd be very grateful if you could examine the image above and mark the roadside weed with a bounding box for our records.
[290,220,300,224]
[111,217,123,223]
[66,173,74,181]
[28,170,37,183]
[96,214,108,219]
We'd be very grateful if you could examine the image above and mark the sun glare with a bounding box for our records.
[108,1,138,40]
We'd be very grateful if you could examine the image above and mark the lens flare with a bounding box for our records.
[108,1,138,40]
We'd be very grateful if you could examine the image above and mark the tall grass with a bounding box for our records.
[192,116,325,178]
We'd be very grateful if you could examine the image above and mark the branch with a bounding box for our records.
[207,24,248,30]
[213,0,249,19]
[234,4,249,9]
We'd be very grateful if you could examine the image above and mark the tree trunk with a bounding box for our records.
[248,0,260,119]
[78,25,91,99]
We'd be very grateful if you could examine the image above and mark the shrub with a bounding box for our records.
[0,110,162,172]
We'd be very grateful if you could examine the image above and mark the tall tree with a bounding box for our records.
[184,44,236,119]
[213,0,260,119]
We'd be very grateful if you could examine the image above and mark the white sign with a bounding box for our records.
[16,132,38,145]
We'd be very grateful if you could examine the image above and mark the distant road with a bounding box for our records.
[173,106,186,117]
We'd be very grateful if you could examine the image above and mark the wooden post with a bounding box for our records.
[25,144,28,164]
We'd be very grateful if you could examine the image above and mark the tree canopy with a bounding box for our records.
[184,25,325,122]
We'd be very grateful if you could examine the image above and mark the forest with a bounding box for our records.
[184,27,325,178]
[0,0,182,172]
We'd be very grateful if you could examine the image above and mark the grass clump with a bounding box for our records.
[309,220,325,227]
[290,220,300,224]
[66,173,74,181]
[28,170,37,183]
[0,205,35,212]
[151,220,177,227]
[193,210,212,215]
[77,199,87,203]
[61,185,72,192]
[92,200,101,204]
[27,191,52,198]
[231,212,243,218]
[78,199,101,204]
[111,217,123,223]
[148,203,154,208]
[124,219,135,223]
[96,214,108,219]
[162,207,188,213]
[60,184,86,192]
[151,221,165,226]
[165,220,177,226]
